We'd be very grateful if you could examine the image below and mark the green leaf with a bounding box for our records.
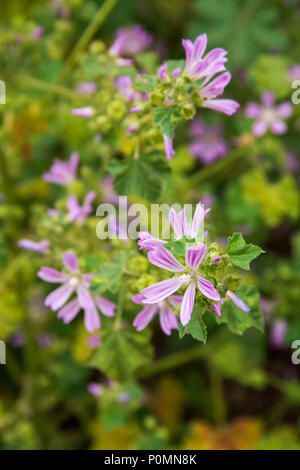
[154,108,174,139]
[226,232,264,270]
[88,328,153,382]
[134,75,158,92]
[165,60,185,73]
[164,239,186,258]
[90,252,130,295]
[215,285,264,335]
[178,303,207,343]
[109,152,170,202]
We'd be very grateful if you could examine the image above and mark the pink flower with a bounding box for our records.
[109,25,152,58]
[200,72,239,116]
[182,34,228,81]
[288,64,300,81]
[67,191,96,223]
[76,81,97,94]
[270,320,288,349]
[18,239,50,253]
[189,119,229,164]
[132,293,180,335]
[246,92,292,137]
[163,134,175,160]
[71,107,94,118]
[43,152,79,186]
[169,201,210,240]
[140,243,221,326]
[87,382,103,396]
[115,75,143,102]
[38,252,116,332]
[32,26,44,40]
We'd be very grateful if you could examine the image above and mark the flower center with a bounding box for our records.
[261,108,276,124]
[69,276,80,287]
[180,274,192,285]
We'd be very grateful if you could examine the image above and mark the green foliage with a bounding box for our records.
[178,304,207,343]
[249,55,290,98]
[91,251,131,295]
[109,152,170,202]
[226,233,264,270]
[88,328,153,382]
[154,107,174,139]
[215,285,264,335]
[189,0,288,67]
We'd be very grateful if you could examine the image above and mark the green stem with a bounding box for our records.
[21,76,82,102]
[114,276,126,329]
[190,148,246,188]
[136,344,207,379]
[208,366,227,425]
[61,0,120,79]
[0,146,13,203]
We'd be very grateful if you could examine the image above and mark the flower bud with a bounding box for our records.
[149,90,165,106]
[180,103,195,120]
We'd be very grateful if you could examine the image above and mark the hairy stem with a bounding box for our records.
[136,344,207,379]
[61,0,120,79]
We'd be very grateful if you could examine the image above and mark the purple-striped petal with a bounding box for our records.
[62,252,79,273]
[84,307,100,332]
[45,282,75,310]
[148,245,185,272]
[169,207,186,239]
[202,99,240,116]
[163,134,175,160]
[133,305,158,331]
[211,302,221,318]
[169,295,183,306]
[197,277,220,301]
[180,281,195,326]
[141,277,184,303]
[57,298,81,323]
[95,295,116,317]
[159,305,178,335]
[226,290,250,313]
[185,244,207,270]
[191,202,210,238]
[38,267,68,283]
[76,284,95,310]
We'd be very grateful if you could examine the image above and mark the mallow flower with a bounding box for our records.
[109,25,152,58]
[18,239,50,253]
[38,252,116,332]
[182,34,239,115]
[246,92,292,137]
[67,191,96,223]
[132,293,180,335]
[43,152,79,186]
[189,119,229,164]
[140,243,221,326]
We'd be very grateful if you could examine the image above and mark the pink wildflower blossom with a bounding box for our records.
[43,152,79,186]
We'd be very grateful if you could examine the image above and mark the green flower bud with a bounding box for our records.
[128,255,149,274]
[107,100,126,120]
[89,40,106,55]
[149,90,165,106]
[180,103,195,120]
[91,115,112,133]
[135,273,157,292]
[175,77,185,89]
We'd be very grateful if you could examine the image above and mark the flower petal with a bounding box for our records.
[95,295,116,317]
[148,245,185,272]
[38,267,68,283]
[77,284,95,310]
[180,281,195,326]
[84,307,100,332]
[141,277,184,304]
[226,290,250,313]
[197,277,220,301]
[159,305,178,335]
[45,283,75,311]
[211,302,221,318]
[185,244,207,270]
[57,298,81,323]
[62,252,79,273]
[133,305,158,331]
[202,99,240,115]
